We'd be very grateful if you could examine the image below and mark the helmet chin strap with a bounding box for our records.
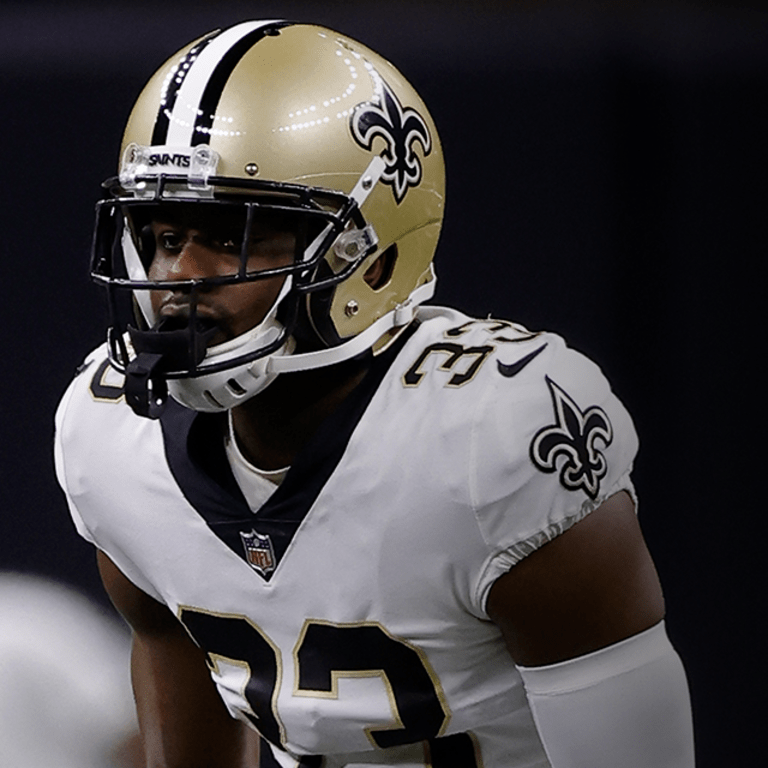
[124,276,293,417]
[265,275,436,376]
[125,315,219,418]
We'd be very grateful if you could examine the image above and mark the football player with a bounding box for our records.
[55,20,695,768]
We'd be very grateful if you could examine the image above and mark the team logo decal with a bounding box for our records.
[240,529,276,577]
[530,377,613,499]
[350,78,432,204]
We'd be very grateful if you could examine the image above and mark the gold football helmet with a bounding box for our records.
[91,20,445,416]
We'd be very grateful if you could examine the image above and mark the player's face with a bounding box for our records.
[145,205,296,346]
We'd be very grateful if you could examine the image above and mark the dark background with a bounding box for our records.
[1,1,764,764]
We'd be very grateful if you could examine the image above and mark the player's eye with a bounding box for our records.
[159,230,184,252]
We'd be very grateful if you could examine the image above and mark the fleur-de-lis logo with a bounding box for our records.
[530,377,613,499]
[350,78,432,204]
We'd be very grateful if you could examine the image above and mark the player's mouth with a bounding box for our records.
[155,307,229,348]
[154,293,229,340]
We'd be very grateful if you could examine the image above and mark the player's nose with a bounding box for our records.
[166,233,222,280]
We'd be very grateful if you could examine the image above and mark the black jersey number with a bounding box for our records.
[179,609,284,746]
[178,609,478,767]
[295,621,447,749]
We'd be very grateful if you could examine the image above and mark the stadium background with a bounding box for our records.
[1,2,763,765]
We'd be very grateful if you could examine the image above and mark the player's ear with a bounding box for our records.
[363,245,397,290]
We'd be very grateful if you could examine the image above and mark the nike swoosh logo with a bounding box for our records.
[497,343,547,377]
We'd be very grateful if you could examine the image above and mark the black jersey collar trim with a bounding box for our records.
[160,325,417,581]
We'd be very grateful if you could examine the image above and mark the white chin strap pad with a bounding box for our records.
[517,621,695,768]
[166,278,294,412]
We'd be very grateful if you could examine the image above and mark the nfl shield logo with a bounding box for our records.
[240,529,276,577]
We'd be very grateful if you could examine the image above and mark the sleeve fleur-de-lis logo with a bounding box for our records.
[530,377,613,499]
[350,78,432,204]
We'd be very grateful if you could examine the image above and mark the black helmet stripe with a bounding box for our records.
[150,20,293,148]
[191,21,293,146]
[150,29,223,146]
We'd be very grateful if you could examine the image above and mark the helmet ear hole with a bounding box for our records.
[363,244,397,291]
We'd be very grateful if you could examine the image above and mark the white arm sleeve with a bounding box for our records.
[517,621,695,768]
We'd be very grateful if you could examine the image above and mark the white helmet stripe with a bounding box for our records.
[162,20,287,147]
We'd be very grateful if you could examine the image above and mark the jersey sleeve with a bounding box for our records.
[54,349,167,604]
[469,333,639,614]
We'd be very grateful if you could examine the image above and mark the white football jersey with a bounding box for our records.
[55,306,639,768]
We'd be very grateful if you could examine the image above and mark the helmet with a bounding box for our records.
[91,20,445,417]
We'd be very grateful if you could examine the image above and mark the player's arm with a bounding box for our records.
[97,550,259,768]
[486,490,695,767]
